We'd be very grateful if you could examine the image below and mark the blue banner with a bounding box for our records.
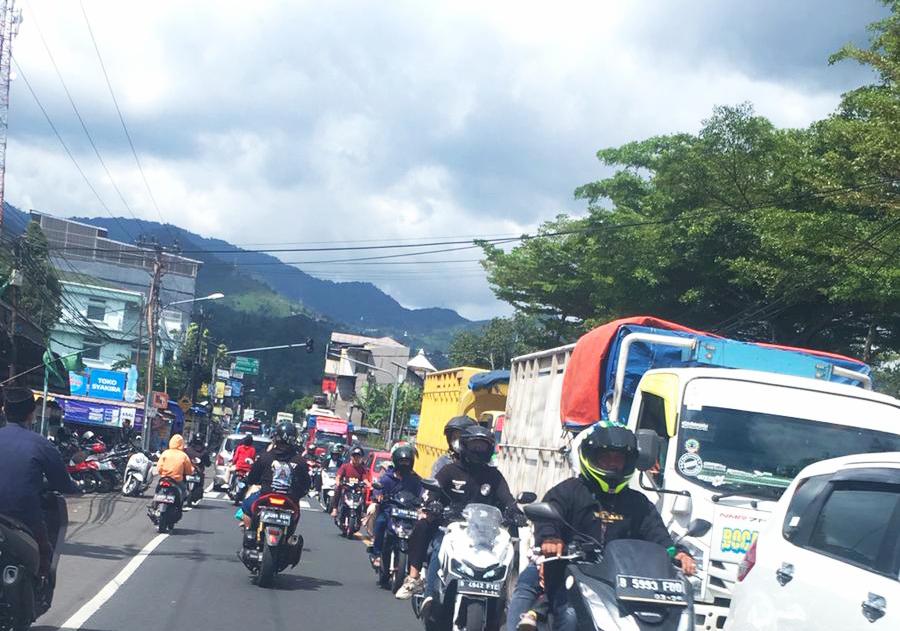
[228,379,243,397]
[60,398,144,429]
[69,371,89,396]
[88,369,127,400]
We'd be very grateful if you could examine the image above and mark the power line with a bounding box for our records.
[77,0,178,243]
[11,58,135,241]
[25,5,142,229]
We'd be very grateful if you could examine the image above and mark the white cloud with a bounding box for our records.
[4,0,883,320]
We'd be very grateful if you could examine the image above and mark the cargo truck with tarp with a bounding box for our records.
[497,316,900,631]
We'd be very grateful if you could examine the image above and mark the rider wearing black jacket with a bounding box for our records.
[395,425,520,612]
[239,422,310,527]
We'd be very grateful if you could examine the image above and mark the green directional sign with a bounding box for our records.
[233,356,259,375]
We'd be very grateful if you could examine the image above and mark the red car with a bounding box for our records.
[364,450,393,503]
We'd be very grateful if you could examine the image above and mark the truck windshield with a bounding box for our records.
[676,378,900,499]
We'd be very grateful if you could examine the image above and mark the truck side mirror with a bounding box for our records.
[635,429,661,471]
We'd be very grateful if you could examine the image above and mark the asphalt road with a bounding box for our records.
[33,486,420,631]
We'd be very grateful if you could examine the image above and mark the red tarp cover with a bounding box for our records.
[558,315,865,428]
[315,417,348,434]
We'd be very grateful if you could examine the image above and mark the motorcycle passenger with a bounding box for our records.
[331,446,369,518]
[369,444,423,567]
[507,422,697,631]
[239,422,311,529]
[155,434,195,503]
[232,433,257,481]
[395,425,519,612]
[430,415,476,476]
[0,387,79,578]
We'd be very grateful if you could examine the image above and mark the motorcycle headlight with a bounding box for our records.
[450,558,476,578]
[577,580,619,630]
[482,564,507,581]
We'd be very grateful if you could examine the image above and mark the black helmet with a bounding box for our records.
[578,421,638,495]
[459,425,495,467]
[241,433,254,447]
[330,444,344,456]
[391,444,416,473]
[274,421,297,445]
[350,446,364,458]
[444,416,476,452]
[190,434,204,446]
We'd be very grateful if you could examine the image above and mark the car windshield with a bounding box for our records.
[676,379,900,499]
[316,432,344,444]
[373,457,392,472]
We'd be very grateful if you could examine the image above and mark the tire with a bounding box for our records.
[157,507,168,534]
[390,549,406,594]
[80,474,97,494]
[96,473,113,493]
[393,550,408,594]
[258,545,277,588]
[121,476,138,497]
[466,599,486,631]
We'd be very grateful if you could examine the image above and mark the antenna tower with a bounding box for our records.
[0,0,21,229]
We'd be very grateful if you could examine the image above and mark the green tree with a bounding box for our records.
[449,315,552,368]
[355,381,422,435]
[0,223,63,337]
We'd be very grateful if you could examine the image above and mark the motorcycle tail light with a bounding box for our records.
[160,480,172,487]
[737,539,757,582]
[265,527,282,545]
[269,497,286,506]
[91,443,105,453]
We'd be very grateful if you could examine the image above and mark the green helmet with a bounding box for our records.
[578,421,638,494]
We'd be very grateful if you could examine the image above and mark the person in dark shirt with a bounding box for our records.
[238,422,310,528]
[0,387,79,577]
[369,444,423,564]
[118,418,136,446]
[508,422,696,631]
[395,425,518,610]
[430,415,476,476]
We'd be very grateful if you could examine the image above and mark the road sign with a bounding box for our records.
[233,356,259,375]
[178,396,192,413]
[216,368,230,380]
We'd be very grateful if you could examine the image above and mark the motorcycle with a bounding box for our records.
[121,448,155,497]
[523,502,711,631]
[228,459,254,506]
[147,477,184,533]
[307,458,322,496]
[84,452,119,493]
[0,492,68,631]
[319,465,337,512]
[412,503,524,631]
[185,458,204,506]
[335,479,367,538]
[374,489,422,592]
[238,493,303,588]
[65,459,100,494]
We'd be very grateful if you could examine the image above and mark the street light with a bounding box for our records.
[163,292,225,309]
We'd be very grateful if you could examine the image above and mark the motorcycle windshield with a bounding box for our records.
[582,539,676,584]
[462,504,502,549]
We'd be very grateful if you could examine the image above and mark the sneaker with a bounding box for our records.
[517,611,538,631]
[371,556,381,568]
[395,575,425,599]
[420,595,434,620]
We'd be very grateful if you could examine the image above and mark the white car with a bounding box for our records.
[727,452,900,630]
[213,433,272,490]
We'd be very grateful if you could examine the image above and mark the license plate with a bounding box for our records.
[185,475,200,482]
[457,579,501,597]
[154,493,175,504]
[615,575,688,606]
[392,508,418,520]
[260,509,293,526]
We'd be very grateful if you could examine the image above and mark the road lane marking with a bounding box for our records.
[59,533,169,630]
[205,481,215,492]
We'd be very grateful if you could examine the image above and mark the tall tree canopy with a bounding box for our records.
[482,4,899,361]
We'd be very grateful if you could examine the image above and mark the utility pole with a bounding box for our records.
[138,238,179,450]
[0,0,21,228]
[6,237,21,380]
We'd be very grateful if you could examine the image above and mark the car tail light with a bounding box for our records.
[216,454,224,466]
[737,539,757,582]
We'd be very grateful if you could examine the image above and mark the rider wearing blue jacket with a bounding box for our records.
[369,444,422,564]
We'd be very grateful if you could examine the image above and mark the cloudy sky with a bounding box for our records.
[5,0,886,320]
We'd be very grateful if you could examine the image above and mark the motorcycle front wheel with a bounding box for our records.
[465,599,486,631]
[258,545,277,588]
[79,473,97,494]
[391,550,408,594]
[121,476,138,496]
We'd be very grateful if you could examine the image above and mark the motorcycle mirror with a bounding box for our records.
[420,478,441,492]
[681,518,712,540]
[371,481,383,490]
[523,502,564,523]
[245,458,254,465]
[517,491,537,505]
[635,429,662,472]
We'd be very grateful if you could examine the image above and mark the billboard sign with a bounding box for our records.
[88,369,126,401]
[233,356,259,375]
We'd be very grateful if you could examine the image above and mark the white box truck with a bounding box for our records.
[496,316,900,631]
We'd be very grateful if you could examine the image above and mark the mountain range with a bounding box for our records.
[4,204,479,358]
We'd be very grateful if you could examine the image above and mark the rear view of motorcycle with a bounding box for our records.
[0,492,68,631]
[121,448,155,497]
[238,493,303,588]
[184,458,203,506]
[147,477,184,533]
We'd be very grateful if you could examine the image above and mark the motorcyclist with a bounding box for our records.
[155,434,195,503]
[368,443,423,567]
[186,434,212,468]
[0,387,79,578]
[238,421,311,529]
[507,422,697,631]
[326,443,345,467]
[430,415,476,476]
[232,433,257,482]
[395,425,519,614]
[331,445,369,518]
[118,418,136,446]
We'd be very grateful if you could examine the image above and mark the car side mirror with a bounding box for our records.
[517,491,537,505]
[523,502,563,523]
[683,518,712,540]
[635,429,661,472]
